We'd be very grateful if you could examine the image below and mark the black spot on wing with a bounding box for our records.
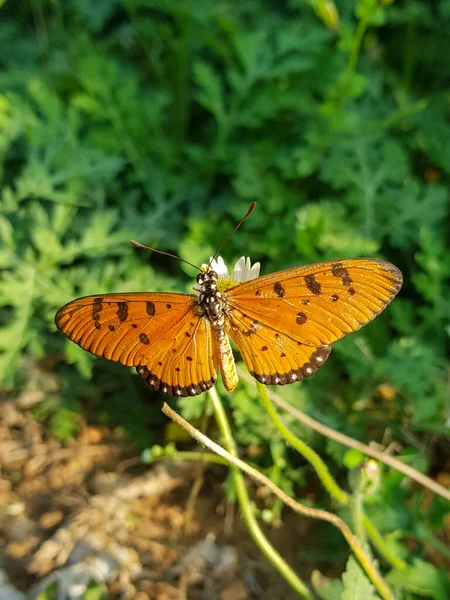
[304,274,321,295]
[117,302,128,322]
[296,312,307,324]
[139,333,150,345]
[273,282,285,297]
[92,297,103,321]
[332,262,353,287]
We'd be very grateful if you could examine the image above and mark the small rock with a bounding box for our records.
[23,455,47,479]
[180,535,238,585]
[39,510,64,530]
[6,536,39,558]
[2,500,24,517]
[15,391,45,410]
[78,426,104,445]
[220,580,248,600]
[7,517,36,541]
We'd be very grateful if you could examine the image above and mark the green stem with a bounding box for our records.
[332,12,370,123]
[352,491,367,545]
[163,401,395,600]
[367,99,427,132]
[347,17,369,75]
[256,382,350,506]
[208,387,313,599]
[256,382,409,572]
[31,0,49,56]
[402,20,416,92]
[172,10,191,148]
[363,517,408,570]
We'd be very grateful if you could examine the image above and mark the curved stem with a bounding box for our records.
[363,517,408,570]
[166,450,232,467]
[238,369,450,502]
[163,401,395,600]
[256,382,408,571]
[207,388,313,599]
[257,382,350,506]
[347,17,368,75]
[351,491,367,545]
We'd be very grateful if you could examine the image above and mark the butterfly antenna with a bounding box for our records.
[211,202,257,264]
[130,240,200,271]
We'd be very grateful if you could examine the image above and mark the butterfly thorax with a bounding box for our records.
[195,269,224,326]
[194,267,238,393]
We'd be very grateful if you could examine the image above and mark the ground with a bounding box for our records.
[0,393,321,600]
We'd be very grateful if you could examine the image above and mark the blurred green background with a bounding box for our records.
[0,0,449,597]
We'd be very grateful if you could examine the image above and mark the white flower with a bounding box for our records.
[232,256,260,283]
[209,256,260,283]
[209,256,229,278]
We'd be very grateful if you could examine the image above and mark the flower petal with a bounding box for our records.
[233,256,260,283]
[210,256,229,278]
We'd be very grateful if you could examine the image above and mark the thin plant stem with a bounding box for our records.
[31,0,49,56]
[347,17,368,75]
[154,444,406,569]
[352,491,367,545]
[238,369,450,502]
[256,381,408,571]
[151,444,404,569]
[162,401,395,600]
[163,450,231,467]
[363,517,408,570]
[206,388,313,599]
[402,20,416,92]
[256,382,350,506]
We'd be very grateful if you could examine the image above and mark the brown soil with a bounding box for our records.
[0,395,323,599]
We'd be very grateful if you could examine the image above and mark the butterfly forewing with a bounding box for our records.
[55,293,218,396]
[226,258,402,382]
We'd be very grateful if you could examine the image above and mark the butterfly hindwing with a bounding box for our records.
[228,306,331,384]
[55,293,218,396]
[227,258,402,348]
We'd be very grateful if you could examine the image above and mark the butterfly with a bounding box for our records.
[55,204,402,397]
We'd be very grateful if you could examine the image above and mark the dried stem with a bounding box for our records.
[162,402,395,600]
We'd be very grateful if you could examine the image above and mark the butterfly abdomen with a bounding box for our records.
[195,267,238,393]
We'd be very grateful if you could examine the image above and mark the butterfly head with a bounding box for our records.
[195,266,219,292]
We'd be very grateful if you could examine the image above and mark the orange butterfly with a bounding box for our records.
[55,204,402,397]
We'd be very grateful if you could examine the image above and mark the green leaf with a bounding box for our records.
[0,265,35,386]
[380,184,448,249]
[386,559,450,599]
[193,61,226,125]
[232,30,267,78]
[343,449,365,470]
[340,556,380,600]
[65,342,94,380]
[312,570,344,600]
[84,579,107,600]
